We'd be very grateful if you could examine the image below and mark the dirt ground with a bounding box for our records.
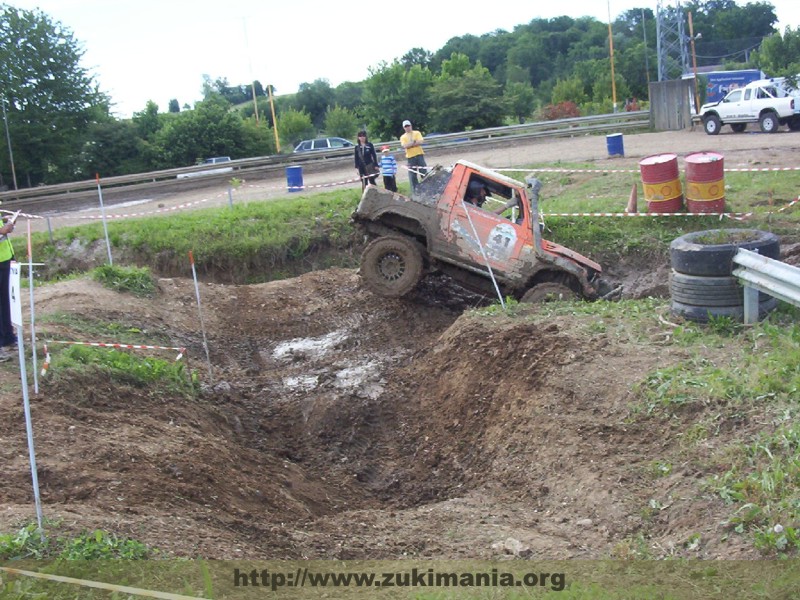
[1,127,800,561]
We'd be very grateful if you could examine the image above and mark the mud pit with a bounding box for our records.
[3,129,800,561]
[0,265,764,561]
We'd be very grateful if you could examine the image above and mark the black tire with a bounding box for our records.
[360,235,424,298]
[520,282,578,303]
[671,297,778,323]
[759,111,779,133]
[669,271,769,306]
[703,115,721,135]
[730,123,747,133]
[789,117,800,132]
[669,229,780,277]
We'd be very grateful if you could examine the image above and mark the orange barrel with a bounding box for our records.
[685,151,725,213]
[639,153,683,213]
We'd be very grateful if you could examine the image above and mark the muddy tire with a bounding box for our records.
[520,282,578,303]
[360,235,424,298]
[669,229,780,277]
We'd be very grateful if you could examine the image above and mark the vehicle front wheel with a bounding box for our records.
[788,117,800,131]
[759,111,779,133]
[360,235,424,298]
[520,282,578,303]
[703,115,721,135]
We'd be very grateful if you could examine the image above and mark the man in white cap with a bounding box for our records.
[399,119,427,191]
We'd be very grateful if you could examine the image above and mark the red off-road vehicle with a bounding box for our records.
[352,160,611,302]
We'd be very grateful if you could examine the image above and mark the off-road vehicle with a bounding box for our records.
[352,160,611,301]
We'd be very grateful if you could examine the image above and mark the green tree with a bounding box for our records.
[0,5,107,186]
[429,60,505,132]
[552,76,589,106]
[81,118,148,176]
[168,99,180,113]
[362,61,434,140]
[240,117,276,157]
[151,94,245,167]
[324,105,359,139]
[295,79,335,129]
[751,27,800,76]
[276,108,315,151]
[504,81,535,123]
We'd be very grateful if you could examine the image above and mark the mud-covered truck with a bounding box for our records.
[351,160,611,301]
[699,78,800,134]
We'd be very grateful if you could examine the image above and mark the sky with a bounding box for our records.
[8,0,800,118]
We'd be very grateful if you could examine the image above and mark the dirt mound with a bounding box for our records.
[0,267,761,559]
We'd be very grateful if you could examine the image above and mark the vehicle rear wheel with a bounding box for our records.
[703,115,721,135]
[520,282,578,303]
[360,235,424,298]
[730,123,747,133]
[759,111,779,133]
[789,117,800,131]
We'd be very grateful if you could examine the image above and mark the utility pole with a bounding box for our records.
[2,95,18,191]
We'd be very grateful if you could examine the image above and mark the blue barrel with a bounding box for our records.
[606,133,624,157]
[286,165,303,192]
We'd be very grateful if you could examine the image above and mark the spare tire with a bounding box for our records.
[669,271,771,306]
[670,229,780,276]
[671,297,778,323]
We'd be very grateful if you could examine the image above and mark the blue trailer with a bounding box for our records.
[703,70,765,104]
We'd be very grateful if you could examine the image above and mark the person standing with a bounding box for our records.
[400,119,427,191]
[0,213,17,362]
[354,130,379,190]
[379,146,398,192]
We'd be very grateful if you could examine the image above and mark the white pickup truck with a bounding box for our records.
[699,78,800,134]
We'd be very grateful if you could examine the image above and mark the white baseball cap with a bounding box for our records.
[402,120,412,127]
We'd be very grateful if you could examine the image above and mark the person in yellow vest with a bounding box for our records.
[0,212,16,362]
[400,119,427,191]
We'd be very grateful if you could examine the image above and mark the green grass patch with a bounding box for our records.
[91,264,156,297]
[47,345,197,396]
[0,522,153,560]
[708,421,800,555]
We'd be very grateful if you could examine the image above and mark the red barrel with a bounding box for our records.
[685,151,725,213]
[639,153,683,213]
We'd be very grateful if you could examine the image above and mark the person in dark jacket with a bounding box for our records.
[354,130,379,190]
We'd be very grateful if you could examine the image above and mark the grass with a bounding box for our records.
[2,156,800,588]
[45,345,197,397]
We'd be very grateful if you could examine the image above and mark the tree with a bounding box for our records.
[401,48,433,69]
[362,61,434,140]
[276,108,315,150]
[324,105,359,139]
[504,81,536,123]
[429,60,505,132]
[752,27,800,76]
[168,99,180,113]
[295,79,335,129]
[0,5,107,186]
[151,94,246,167]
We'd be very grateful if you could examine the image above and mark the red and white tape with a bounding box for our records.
[40,340,186,376]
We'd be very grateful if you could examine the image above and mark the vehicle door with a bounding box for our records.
[719,89,744,119]
[441,171,533,279]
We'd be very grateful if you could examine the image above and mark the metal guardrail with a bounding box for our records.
[732,248,800,324]
[0,111,650,204]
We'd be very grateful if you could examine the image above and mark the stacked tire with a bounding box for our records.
[669,229,780,322]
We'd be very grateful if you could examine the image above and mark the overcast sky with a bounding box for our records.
[8,0,800,118]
